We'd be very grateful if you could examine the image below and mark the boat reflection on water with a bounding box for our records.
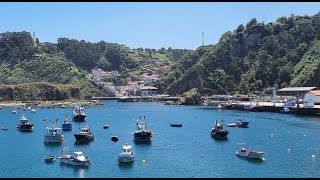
[74,140,93,146]
[44,142,63,147]
[133,140,152,145]
[118,161,134,168]
[236,155,265,164]
[211,135,229,142]
[59,163,89,178]
[76,168,86,178]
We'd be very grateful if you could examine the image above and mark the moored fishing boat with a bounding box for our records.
[16,114,34,131]
[74,126,94,142]
[61,116,72,130]
[132,116,153,142]
[73,104,86,122]
[211,119,229,140]
[44,120,64,143]
[118,143,134,163]
[59,147,91,166]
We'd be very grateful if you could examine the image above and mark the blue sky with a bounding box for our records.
[0,2,319,50]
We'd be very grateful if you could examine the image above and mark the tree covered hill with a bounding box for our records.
[0,31,190,100]
[154,12,320,96]
[2,12,319,100]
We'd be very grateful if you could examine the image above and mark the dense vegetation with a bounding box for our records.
[1,12,320,100]
[0,31,190,100]
[154,12,320,96]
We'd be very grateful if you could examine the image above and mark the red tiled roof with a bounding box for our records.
[309,90,320,96]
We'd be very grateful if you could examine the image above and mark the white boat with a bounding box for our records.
[226,123,237,127]
[118,143,134,163]
[44,120,64,143]
[16,114,34,131]
[1,127,8,131]
[30,108,36,113]
[235,143,265,159]
[27,106,31,110]
[44,155,56,162]
[59,147,91,166]
[12,108,17,114]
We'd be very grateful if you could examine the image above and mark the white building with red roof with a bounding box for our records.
[304,90,320,107]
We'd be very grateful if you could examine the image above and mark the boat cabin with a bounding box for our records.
[80,126,90,133]
[20,115,28,124]
[74,151,86,161]
[215,123,223,130]
[122,144,132,153]
[46,128,59,135]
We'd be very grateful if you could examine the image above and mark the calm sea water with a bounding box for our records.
[1,100,320,178]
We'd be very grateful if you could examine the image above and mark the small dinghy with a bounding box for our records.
[103,124,109,129]
[1,127,8,131]
[45,155,56,162]
[226,123,237,127]
[170,123,182,127]
[111,136,119,142]
[235,143,265,159]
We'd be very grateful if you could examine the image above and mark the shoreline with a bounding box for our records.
[0,100,103,108]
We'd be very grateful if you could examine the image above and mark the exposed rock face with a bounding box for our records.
[0,82,80,101]
[167,67,203,95]
[180,88,202,105]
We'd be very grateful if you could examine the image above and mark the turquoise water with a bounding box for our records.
[1,100,320,178]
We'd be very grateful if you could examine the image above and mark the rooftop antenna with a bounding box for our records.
[202,32,204,46]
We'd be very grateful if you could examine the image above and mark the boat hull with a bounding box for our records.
[236,151,265,159]
[45,156,56,162]
[243,106,264,112]
[74,134,94,142]
[16,124,34,131]
[170,124,182,127]
[118,155,134,163]
[61,124,72,130]
[236,122,249,128]
[226,123,236,127]
[133,132,152,142]
[219,104,234,110]
[44,135,64,143]
[211,130,229,140]
[60,158,91,166]
[73,115,86,122]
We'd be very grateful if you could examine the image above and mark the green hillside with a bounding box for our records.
[154,12,320,95]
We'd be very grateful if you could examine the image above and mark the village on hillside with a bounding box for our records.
[90,57,171,97]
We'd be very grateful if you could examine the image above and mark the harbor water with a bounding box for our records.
[1,100,320,178]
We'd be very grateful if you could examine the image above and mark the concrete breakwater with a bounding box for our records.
[92,96,320,116]
[215,101,320,116]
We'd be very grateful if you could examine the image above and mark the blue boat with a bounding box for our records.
[61,116,72,130]
[235,118,249,128]
[132,117,153,142]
